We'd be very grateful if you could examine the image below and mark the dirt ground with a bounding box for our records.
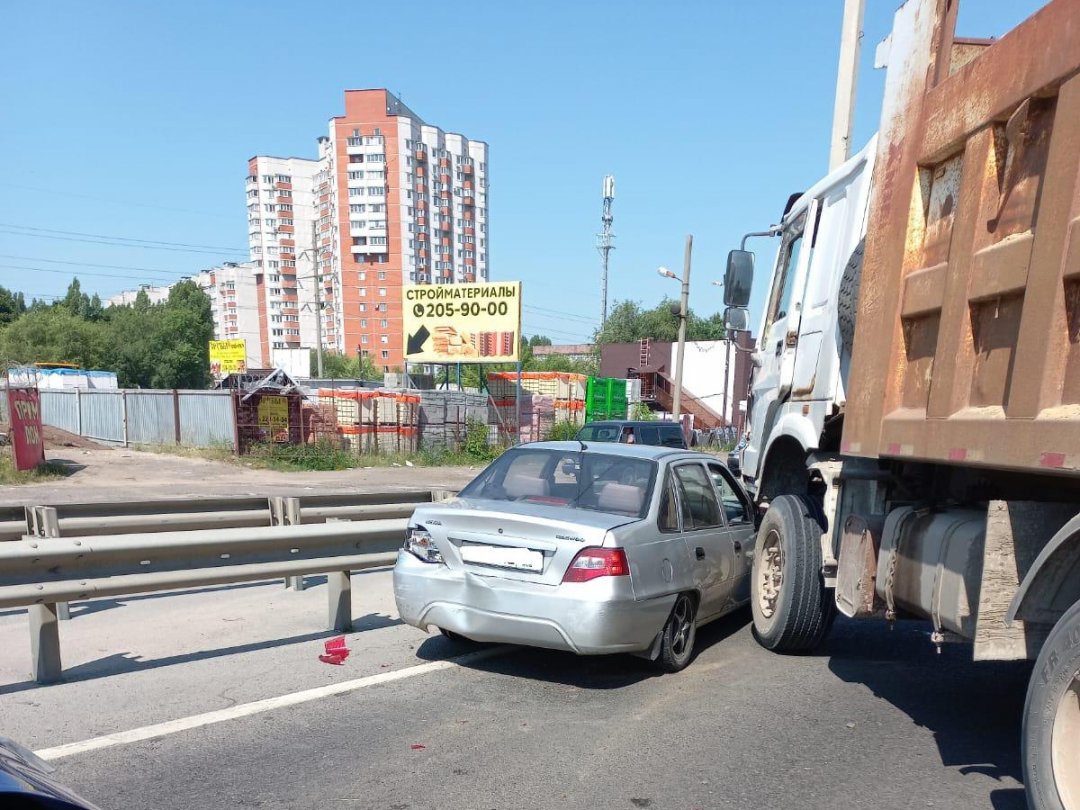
[0,431,482,505]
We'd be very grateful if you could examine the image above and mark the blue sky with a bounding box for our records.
[0,1,1043,343]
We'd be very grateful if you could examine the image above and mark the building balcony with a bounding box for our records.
[415,216,427,227]
[440,206,451,216]
[462,164,474,175]
[464,226,475,236]
[416,232,428,242]
[350,243,388,254]
[275,181,292,190]
[278,224,295,234]
[463,272,476,282]
[463,196,475,206]
[414,149,427,160]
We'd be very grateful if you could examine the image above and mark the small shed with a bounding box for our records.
[220,368,306,453]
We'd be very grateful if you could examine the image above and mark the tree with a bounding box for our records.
[315,350,381,381]
[593,298,730,345]
[0,285,26,326]
[0,308,109,369]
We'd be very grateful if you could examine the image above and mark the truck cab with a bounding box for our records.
[738,137,876,502]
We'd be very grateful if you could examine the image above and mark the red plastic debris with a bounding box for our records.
[318,636,351,666]
[410,744,426,751]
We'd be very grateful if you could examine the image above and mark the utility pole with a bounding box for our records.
[597,175,615,328]
[830,0,865,170]
[311,216,324,377]
[672,234,692,421]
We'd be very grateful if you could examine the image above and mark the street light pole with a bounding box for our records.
[671,234,692,420]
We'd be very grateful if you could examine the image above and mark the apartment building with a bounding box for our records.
[248,89,488,369]
[105,285,172,307]
[243,156,321,367]
[191,263,262,367]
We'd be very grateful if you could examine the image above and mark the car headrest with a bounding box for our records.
[503,474,550,498]
[598,482,644,514]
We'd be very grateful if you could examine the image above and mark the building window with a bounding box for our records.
[380,335,389,344]
[348,170,365,180]
[361,335,369,344]
[349,204,366,213]
[360,288,368,297]
[275,174,291,183]
[367,154,385,163]
[378,271,386,280]
[359,303,367,312]
[370,237,387,246]
[367,186,384,196]
[349,154,364,163]
[377,303,387,312]
[380,318,388,328]
[378,287,387,297]
[360,319,367,328]
[349,188,364,197]
[381,350,389,360]
[350,221,367,229]
[262,174,273,184]
[370,204,385,213]
[358,272,367,281]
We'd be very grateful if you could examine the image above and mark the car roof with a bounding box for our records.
[579,420,682,428]
[520,440,710,462]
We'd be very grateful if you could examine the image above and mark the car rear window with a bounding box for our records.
[577,424,620,442]
[460,448,658,519]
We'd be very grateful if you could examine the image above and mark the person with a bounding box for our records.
[621,427,636,444]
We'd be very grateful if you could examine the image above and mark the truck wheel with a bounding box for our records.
[838,239,864,359]
[1024,599,1080,810]
[751,494,835,653]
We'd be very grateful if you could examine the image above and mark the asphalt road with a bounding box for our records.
[0,570,1030,810]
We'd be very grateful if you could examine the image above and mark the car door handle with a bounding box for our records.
[695,547,706,560]
[775,341,783,357]
[733,540,743,553]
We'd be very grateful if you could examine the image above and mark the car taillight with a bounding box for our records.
[562,547,629,583]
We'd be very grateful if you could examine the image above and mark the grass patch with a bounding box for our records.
[243,440,503,472]
[0,453,72,485]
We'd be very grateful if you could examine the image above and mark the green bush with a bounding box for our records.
[463,418,499,462]
[630,402,656,421]
[546,419,580,442]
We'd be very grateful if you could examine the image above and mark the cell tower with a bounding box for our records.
[597,175,616,327]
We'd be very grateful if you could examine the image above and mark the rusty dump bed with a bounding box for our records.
[843,0,1080,475]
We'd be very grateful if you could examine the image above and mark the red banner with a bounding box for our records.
[8,387,45,471]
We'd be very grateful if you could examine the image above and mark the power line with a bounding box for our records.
[0,254,223,277]
[6,183,231,219]
[0,264,184,283]
[0,224,247,256]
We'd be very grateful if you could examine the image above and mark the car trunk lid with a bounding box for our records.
[412,499,638,585]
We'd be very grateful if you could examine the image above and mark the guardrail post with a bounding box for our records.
[30,602,62,684]
[270,497,306,590]
[326,518,352,632]
[28,507,70,621]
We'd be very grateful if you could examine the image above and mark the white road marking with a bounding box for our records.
[35,647,506,761]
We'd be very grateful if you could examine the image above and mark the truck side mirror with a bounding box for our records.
[724,306,749,332]
[725,250,754,308]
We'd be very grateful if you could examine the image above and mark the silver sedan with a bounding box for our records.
[393,441,756,671]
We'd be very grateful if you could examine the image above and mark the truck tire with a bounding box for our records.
[751,494,835,653]
[1023,599,1080,810]
[838,239,864,359]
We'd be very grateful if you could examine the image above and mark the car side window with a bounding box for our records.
[638,426,659,445]
[673,464,721,530]
[660,426,684,448]
[657,470,681,533]
[708,463,751,525]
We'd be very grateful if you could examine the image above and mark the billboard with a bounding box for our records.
[402,282,522,363]
[209,339,248,376]
[7,387,45,471]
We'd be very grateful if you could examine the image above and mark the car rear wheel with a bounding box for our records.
[1024,599,1080,810]
[656,593,697,673]
[751,494,835,653]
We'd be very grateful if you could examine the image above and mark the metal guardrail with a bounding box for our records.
[0,489,453,684]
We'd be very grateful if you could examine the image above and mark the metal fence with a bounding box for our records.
[35,389,236,449]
